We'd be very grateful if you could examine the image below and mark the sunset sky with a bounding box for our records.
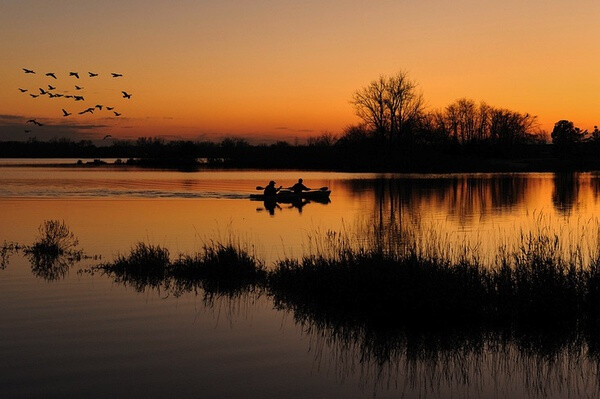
[1,0,599,143]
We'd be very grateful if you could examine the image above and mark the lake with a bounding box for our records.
[2,160,600,398]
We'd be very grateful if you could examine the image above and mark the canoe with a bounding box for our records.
[250,189,331,202]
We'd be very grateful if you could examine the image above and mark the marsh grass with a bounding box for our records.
[21,220,83,281]
[171,241,266,297]
[27,220,80,257]
[269,227,600,332]
[96,240,266,298]
[94,223,600,334]
[0,221,85,281]
[0,241,21,270]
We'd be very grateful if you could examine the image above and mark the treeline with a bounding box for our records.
[1,133,600,172]
[348,72,545,149]
[1,71,599,172]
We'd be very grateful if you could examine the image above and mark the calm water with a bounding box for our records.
[2,161,600,398]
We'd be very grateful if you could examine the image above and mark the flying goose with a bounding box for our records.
[79,107,95,115]
[27,119,43,126]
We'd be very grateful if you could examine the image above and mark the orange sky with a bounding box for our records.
[1,0,599,143]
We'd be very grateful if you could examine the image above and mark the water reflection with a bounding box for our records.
[255,197,330,216]
[0,241,19,270]
[272,289,600,398]
[26,250,79,281]
[343,175,530,225]
[552,173,579,216]
[91,253,600,398]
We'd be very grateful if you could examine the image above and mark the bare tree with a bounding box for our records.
[352,76,388,139]
[352,71,424,144]
[427,98,538,145]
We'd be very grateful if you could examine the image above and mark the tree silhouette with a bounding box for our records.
[351,71,424,145]
[551,120,585,151]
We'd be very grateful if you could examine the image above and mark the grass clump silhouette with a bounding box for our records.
[171,241,266,296]
[103,243,171,292]
[268,230,600,332]
[96,228,600,331]
[19,220,83,281]
[28,220,79,256]
[97,240,266,297]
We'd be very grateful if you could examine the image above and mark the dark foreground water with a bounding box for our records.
[3,162,600,398]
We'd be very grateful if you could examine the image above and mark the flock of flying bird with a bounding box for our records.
[19,68,132,136]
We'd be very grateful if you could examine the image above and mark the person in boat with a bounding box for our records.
[263,180,282,197]
[290,178,310,195]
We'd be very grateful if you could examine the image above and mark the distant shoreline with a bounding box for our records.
[3,156,600,173]
[3,139,600,173]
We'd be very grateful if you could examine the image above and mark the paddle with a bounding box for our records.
[255,186,329,191]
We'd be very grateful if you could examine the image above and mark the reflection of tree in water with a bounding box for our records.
[591,173,600,200]
[552,173,579,216]
[343,175,529,229]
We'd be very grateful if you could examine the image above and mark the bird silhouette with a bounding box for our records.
[48,93,58,98]
[79,107,95,115]
[27,119,43,126]
[30,94,38,98]
[106,106,114,110]
[64,95,73,98]
[75,85,83,90]
[24,129,31,133]
[18,88,28,92]
[54,93,63,97]
[45,72,57,79]
[111,73,123,77]
[62,109,72,116]
[39,88,48,95]
[47,85,56,90]
[74,95,84,101]
[23,68,35,74]
[69,72,79,79]
[103,134,112,140]
[95,104,103,110]
[88,72,98,77]
[121,91,131,99]
[114,111,122,116]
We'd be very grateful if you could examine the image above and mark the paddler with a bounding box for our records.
[290,178,311,195]
[264,180,282,196]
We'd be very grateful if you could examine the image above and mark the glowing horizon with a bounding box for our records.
[1,0,599,142]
